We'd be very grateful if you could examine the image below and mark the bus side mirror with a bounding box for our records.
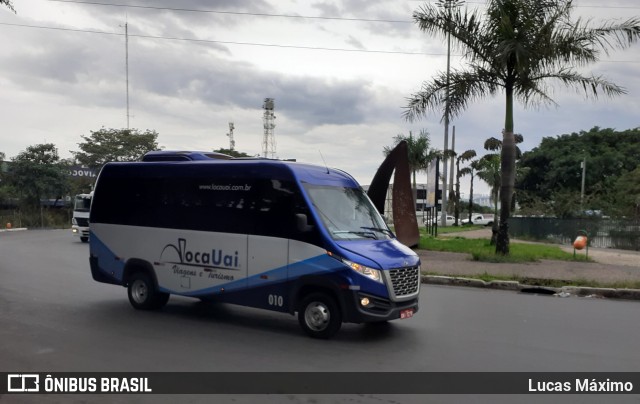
[296,214,313,233]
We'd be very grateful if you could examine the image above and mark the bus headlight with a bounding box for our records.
[342,259,383,283]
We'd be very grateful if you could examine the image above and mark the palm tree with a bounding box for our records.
[384,130,439,199]
[1,1,15,12]
[464,160,480,224]
[404,0,640,254]
[476,154,501,245]
[454,149,477,225]
[485,133,524,213]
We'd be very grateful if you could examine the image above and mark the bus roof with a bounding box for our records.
[108,151,361,187]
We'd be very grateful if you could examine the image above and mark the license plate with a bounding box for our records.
[400,309,414,319]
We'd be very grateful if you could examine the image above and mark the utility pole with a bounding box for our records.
[125,21,130,129]
[448,125,456,214]
[437,0,463,226]
[441,2,451,226]
[580,155,587,209]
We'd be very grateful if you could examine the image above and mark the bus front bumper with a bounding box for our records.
[341,290,419,324]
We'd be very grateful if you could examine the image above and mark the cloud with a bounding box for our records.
[0,0,639,193]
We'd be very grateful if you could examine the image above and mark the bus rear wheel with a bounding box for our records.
[127,272,169,310]
[298,293,342,339]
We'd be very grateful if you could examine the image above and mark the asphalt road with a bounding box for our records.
[1,230,639,403]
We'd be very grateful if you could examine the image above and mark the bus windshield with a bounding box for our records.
[74,196,92,212]
[304,185,392,240]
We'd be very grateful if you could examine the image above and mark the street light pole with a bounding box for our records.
[437,0,463,226]
[580,156,587,209]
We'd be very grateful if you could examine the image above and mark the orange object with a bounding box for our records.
[5,222,11,229]
[573,235,587,250]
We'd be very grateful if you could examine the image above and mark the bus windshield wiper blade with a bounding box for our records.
[360,227,394,237]
[332,230,377,240]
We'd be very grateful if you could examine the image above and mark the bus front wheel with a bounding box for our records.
[298,293,342,339]
[127,272,169,310]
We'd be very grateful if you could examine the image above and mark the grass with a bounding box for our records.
[415,224,639,290]
[422,224,486,235]
[418,235,591,263]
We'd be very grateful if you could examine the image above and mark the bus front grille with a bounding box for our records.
[388,266,420,297]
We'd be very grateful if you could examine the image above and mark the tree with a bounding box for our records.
[383,130,439,199]
[476,154,501,245]
[404,0,640,254]
[1,1,15,12]
[453,149,476,224]
[73,128,160,170]
[0,151,6,200]
[478,134,524,243]
[517,127,640,216]
[464,160,481,224]
[0,151,5,181]
[485,132,524,207]
[613,167,640,219]
[213,148,252,158]
[7,144,69,208]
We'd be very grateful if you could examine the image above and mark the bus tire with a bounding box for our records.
[127,271,169,310]
[298,292,342,339]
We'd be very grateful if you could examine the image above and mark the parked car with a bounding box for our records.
[461,214,495,226]
[425,215,456,226]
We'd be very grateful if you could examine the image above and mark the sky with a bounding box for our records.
[1,0,639,195]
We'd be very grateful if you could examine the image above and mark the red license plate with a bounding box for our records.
[400,309,414,319]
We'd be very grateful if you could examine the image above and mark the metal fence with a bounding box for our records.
[0,211,21,229]
[510,217,640,251]
[0,208,71,229]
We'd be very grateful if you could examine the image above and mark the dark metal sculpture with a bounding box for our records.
[367,140,419,248]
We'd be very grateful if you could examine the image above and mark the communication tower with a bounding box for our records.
[226,122,235,151]
[262,98,276,158]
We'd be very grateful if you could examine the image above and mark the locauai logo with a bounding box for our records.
[160,238,240,270]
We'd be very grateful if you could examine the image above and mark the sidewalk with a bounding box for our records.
[417,228,640,300]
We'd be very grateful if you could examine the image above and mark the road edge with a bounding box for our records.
[422,275,640,301]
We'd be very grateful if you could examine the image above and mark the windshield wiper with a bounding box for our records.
[360,227,394,237]
[332,230,377,240]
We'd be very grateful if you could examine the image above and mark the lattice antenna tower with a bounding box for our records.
[226,122,235,151]
[262,98,276,158]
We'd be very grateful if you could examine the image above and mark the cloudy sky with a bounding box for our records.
[1,0,639,194]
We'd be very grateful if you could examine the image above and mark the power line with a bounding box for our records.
[424,1,640,9]
[46,0,640,22]
[0,22,441,55]
[1,21,638,62]
[46,0,412,23]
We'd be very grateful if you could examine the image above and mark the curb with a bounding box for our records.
[0,228,28,232]
[421,275,640,301]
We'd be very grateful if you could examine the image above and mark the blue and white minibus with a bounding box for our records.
[89,151,420,338]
